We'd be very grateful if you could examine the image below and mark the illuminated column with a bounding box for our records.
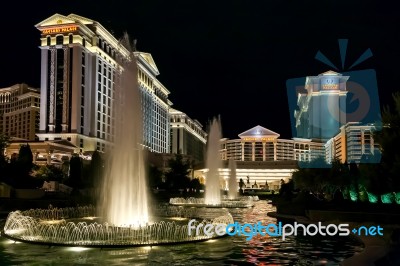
[62,46,69,132]
[47,149,51,165]
[361,129,365,154]
[241,142,245,161]
[252,142,255,161]
[39,49,48,132]
[273,141,277,161]
[370,132,375,155]
[262,142,266,161]
[48,47,56,133]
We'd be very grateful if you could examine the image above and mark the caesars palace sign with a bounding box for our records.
[42,26,78,34]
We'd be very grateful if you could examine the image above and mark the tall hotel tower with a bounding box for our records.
[295,70,349,141]
[35,14,172,153]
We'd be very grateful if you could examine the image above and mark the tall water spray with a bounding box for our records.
[228,159,238,199]
[204,117,223,205]
[100,34,149,227]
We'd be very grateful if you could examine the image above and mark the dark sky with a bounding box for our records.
[1,0,399,139]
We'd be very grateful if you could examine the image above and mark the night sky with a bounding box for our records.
[1,0,398,139]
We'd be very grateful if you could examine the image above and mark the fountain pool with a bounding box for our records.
[0,201,363,265]
[2,205,233,247]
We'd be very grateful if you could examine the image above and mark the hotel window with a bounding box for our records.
[47,36,51,46]
[69,34,73,44]
[82,38,86,47]
[56,35,63,45]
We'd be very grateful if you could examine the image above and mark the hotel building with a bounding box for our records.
[35,14,171,153]
[197,70,378,189]
[195,125,324,190]
[294,70,379,164]
[325,122,379,164]
[220,125,324,162]
[0,84,40,141]
[295,70,349,141]
[169,108,207,163]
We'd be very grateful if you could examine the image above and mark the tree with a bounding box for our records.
[189,178,203,192]
[264,181,269,190]
[325,159,351,199]
[292,161,330,200]
[33,165,65,182]
[148,164,163,188]
[239,178,245,189]
[0,134,9,155]
[373,92,400,191]
[88,151,103,188]
[67,154,82,188]
[17,144,33,177]
[0,134,9,176]
[164,153,191,190]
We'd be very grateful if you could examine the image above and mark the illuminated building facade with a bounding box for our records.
[5,139,79,166]
[295,70,349,141]
[169,108,207,163]
[220,125,324,162]
[294,70,379,164]
[35,14,171,152]
[194,125,324,190]
[0,84,40,140]
[325,122,379,164]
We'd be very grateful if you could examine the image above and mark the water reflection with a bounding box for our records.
[0,201,362,265]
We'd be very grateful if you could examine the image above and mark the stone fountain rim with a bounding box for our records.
[169,203,254,208]
[2,207,234,248]
[2,232,229,248]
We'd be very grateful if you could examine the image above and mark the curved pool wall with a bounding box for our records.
[2,205,233,247]
[170,196,259,208]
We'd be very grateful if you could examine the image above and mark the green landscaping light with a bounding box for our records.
[381,193,394,204]
[366,192,378,203]
[349,189,358,202]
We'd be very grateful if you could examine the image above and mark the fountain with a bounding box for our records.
[169,118,257,208]
[228,159,238,200]
[3,205,233,246]
[100,34,148,227]
[204,117,223,205]
[3,34,233,247]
